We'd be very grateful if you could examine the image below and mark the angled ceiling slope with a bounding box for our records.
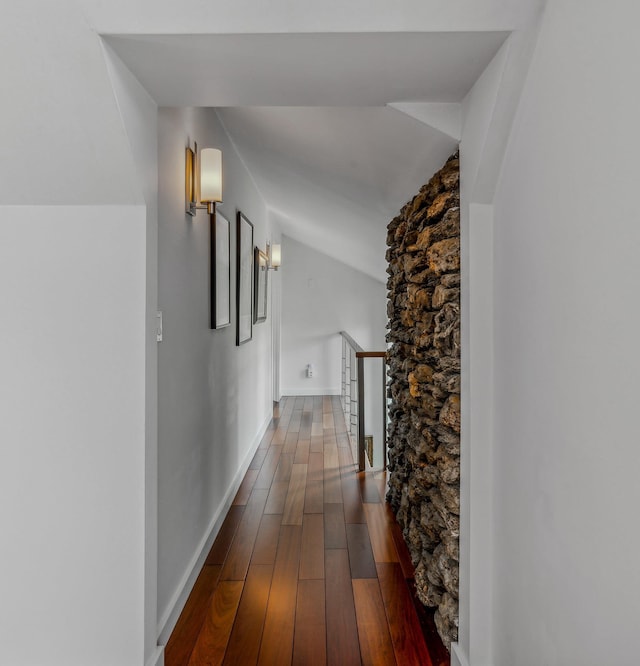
[104,32,507,107]
[216,106,458,281]
[106,31,508,281]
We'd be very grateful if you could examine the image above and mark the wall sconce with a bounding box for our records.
[186,143,222,216]
[267,242,281,271]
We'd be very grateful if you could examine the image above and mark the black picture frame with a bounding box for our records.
[254,247,268,324]
[236,212,254,345]
[210,210,231,329]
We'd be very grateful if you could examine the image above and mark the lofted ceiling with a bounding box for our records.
[104,32,507,107]
[215,106,457,279]
[106,31,509,281]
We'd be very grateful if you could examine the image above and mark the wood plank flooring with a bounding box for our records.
[165,396,448,666]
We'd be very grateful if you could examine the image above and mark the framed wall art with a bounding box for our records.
[254,247,268,324]
[236,212,254,345]
[211,211,231,329]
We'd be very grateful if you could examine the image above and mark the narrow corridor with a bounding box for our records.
[165,396,447,665]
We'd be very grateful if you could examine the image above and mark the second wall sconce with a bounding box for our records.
[267,241,281,271]
[186,142,223,216]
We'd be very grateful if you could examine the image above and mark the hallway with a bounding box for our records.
[164,396,447,666]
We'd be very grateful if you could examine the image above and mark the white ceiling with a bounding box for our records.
[216,106,457,279]
[82,0,541,34]
[105,32,507,107]
[106,31,508,281]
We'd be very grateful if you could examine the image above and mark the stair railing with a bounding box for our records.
[340,331,387,472]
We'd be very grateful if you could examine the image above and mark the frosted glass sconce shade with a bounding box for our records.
[269,243,281,269]
[200,148,223,203]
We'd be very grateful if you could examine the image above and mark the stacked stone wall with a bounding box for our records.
[386,152,460,649]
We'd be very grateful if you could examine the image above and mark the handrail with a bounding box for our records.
[339,332,387,472]
[339,330,365,354]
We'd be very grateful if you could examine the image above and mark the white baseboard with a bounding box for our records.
[451,642,470,666]
[281,388,340,396]
[145,646,164,666]
[156,410,272,645]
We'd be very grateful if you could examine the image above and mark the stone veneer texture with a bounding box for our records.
[386,151,460,650]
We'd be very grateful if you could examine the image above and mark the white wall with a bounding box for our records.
[0,8,152,664]
[490,2,640,663]
[269,218,283,401]
[455,35,513,666]
[0,2,141,206]
[103,43,161,666]
[280,235,387,396]
[0,206,147,666]
[456,8,548,663]
[457,2,640,665]
[156,107,273,639]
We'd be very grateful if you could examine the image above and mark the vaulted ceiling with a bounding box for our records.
[106,32,507,280]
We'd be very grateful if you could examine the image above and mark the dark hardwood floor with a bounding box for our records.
[165,396,448,666]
